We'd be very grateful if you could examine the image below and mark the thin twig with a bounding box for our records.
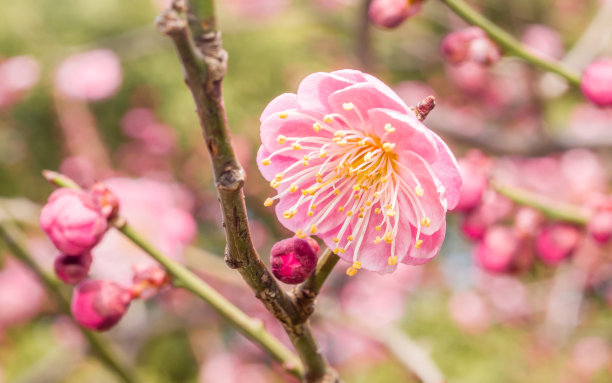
[437,0,581,85]
[293,249,340,321]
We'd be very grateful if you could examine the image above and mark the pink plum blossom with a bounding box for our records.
[257,70,461,274]
[452,150,489,212]
[54,49,122,101]
[199,353,277,383]
[0,259,45,331]
[588,209,612,243]
[535,223,581,266]
[581,59,612,107]
[441,27,501,66]
[40,188,108,255]
[54,252,93,285]
[270,237,318,284]
[368,0,424,29]
[71,279,132,331]
[448,290,490,333]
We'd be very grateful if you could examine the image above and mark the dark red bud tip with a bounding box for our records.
[54,252,92,285]
[90,182,120,220]
[270,237,318,284]
[71,280,132,331]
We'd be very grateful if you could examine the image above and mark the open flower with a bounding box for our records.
[257,70,461,274]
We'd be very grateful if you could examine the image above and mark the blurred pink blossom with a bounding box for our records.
[452,150,490,212]
[448,290,490,333]
[570,337,610,377]
[222,0,290,20]
[199,353,277,383]
[474,225,520,273]
[0,55,40,108]
[55,49,122,101]
[521,24,564,60]
[441,27,500,65]
[0,259,45,331]
[535,223,581,266]
[369,0,424,29]
[89,178,196,285]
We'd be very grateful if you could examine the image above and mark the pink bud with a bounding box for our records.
[581,59,612,107]
[441,27,500,65]
[474,226,520,273]
[270,237,318,284]
[453,153,489,212]
[535,223,581,266]
[131,264,169,300]
[71,280,132,331]
[588,210,612,243]
[90,182,120,220]
[305,237,320,254]
[368,0,423,29]
[54,252,93,285]
[40,189,108,255]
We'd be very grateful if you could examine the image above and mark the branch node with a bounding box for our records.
[155,9,186,36]
[216,166,245,192]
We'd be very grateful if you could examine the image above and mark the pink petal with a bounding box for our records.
[429,138,462,210]
[402,220,446,265]
[256,146,298,181]
[260,112,331,155]
[367,108,439,163]
[259,93,298,122]
[296,72,355,112]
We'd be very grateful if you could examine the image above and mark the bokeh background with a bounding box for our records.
[1,0,612,382]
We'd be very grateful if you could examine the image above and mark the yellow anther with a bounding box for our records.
[386,209,396,217]
[332,137,341,143]
[365,200,372,206]
[302,189,309,196]
[334,189,341,195]
[421,217,431,228]
[289,183,298,192]
[384,231,393,244]
[302,159,309,166]
[283,210,294,219]
[388,256,398,266]
[374,236,381,244]
[346,267,357,276]
[307,211,314,217]
[310,225,317,234]
[334,247,340,254]
[270,179,281,188]
[358,140,367,146]
[292,143,302,150]
[373,192,381,198]
[354,194,360,200]
[386,204,392,209]
[381,176,388,183]
[311,205,317,210]
[261,158,271,166]
[296,229,306,239]
[384,123,395,133]
[310,190,315,196]
[279,113,288,119]
[375,208,382,214]
[276,135,287,145]
[347,211,353,216]
[375,225,381,231]
[338,139,348,146]
[313,122,322,132]
[382,142,395,152]
[275,173,284,181]
[415,239,423,249]
[358,213,364,218]
[364,152,373,161]
[338,206,344,212]
[415,185,424,197]
[333,237,339,243]
[319,150,327,158]
[334,131,343,138]
[359,208,364,213]
[342,102,355,110]
[352,261,362,270]
[340,248,346,254]
[353,184,361,192]
[264,198,274,207]
[323,115,334,123]
[347,235,354,241]
[316,178,323,183]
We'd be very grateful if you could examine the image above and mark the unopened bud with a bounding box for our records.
[588,210,612,244]
[441,27,500,66]
[270,237,318,284]
[581,59,612,107]
[71,280,132,331]
[535,223,581,266]
[369,0,423,29]
[54,252,92,285]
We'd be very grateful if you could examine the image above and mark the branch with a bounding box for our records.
[156,2,337,381]
[293,249,340,321]
[492,183,590,225]
[437,0,581,86]
[43,171,304,378]
[0,222,140,383]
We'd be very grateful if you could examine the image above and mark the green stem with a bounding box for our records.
[116,222,304,377]
[294,249,340,323]
[0,223,140,383]
[437,0,582,86]
[493,183,589,225]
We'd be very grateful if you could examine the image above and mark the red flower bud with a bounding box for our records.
[581,59,612,107]
[535,223,581,266]
[71,280,132,331]
[270,237,318,284]
[368,0,423,29]
[54,252,92,285]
